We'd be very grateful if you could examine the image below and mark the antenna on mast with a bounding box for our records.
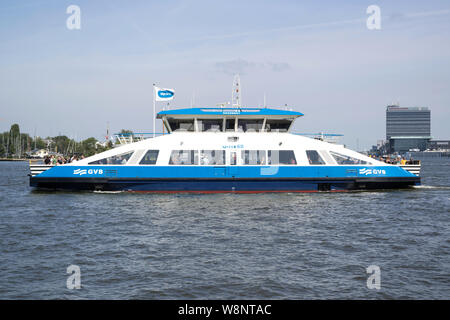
[191,90,195,108]
[231,74,241,108]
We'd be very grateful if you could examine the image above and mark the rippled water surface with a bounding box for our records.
[0,159,449,299]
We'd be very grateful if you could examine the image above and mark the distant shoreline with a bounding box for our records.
[0,158,41,162]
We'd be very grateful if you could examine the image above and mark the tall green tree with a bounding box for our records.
[53,135,71,154]
[33,137,47,150]
[81,137,98,157]
[0,141,5,157]
[8,124,20,157]
[9,124,20,137]
[21,133,32,154]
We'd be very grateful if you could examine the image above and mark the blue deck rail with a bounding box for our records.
[113,132,170,144]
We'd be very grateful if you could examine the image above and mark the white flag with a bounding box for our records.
[154,86,175,101]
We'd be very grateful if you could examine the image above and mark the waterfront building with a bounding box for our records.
[427,140,450,151]
[386,105,431,153]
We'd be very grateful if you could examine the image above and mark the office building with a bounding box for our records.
[386,105,431,153]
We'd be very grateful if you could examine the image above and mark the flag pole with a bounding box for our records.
[153,83,156,138]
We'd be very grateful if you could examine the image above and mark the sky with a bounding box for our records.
[0,0,449,150]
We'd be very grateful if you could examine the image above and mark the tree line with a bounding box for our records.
[0,124,128,159]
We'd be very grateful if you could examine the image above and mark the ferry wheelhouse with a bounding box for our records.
[29,107,420,192]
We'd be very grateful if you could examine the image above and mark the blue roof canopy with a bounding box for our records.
[157,107,303,118]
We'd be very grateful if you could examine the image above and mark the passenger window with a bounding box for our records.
[197,119,223,132]
[230,151,237,165]
[89,151,133,165]
[169,150,198,165]
[268,150,297,165]
[306,150,325,165]
[237,119,264,132]
[241,150,266,165]
[330,151,368,165]
[140,150,159,165]
[200,150,225,165]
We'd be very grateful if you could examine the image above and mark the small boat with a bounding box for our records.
[29,106,420,192]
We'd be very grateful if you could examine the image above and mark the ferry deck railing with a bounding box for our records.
[113,132,169,145]
[292,132,343,144]
[29,161,55,177]
[397,160,421,176]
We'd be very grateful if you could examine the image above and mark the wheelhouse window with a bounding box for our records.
[167,118,195,132]
[88,151,133,165]
[139,150,159,165]
[330,151,368,165]
[306,150,325,165]
[237,119,264,132]
[265,119,292,132]
[169,150,198,165]
[225,118,236,132]
[200,150,225,165]
[197,119,223,132]
[241,150,266,165]
[268,150,297,165]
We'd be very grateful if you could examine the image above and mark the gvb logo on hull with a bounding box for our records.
[359,168,386,176]
[73,169,87,175]
[73,168,104,176]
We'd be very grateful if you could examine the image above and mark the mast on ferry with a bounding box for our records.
[231,74,241,108]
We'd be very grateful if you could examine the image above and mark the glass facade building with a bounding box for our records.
[386,105,431,153]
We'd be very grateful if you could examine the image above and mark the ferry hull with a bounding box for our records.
[30,176,420,192]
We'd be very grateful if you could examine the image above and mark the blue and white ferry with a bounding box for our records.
[29,107,420,192]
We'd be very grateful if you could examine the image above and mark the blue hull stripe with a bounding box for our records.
[36,165,415,179]
[31,165,418,191]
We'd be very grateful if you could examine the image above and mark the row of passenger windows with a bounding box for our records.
[167,150,297,165]
[89,152,133,165]
[88,150,157,165]
[88,150,368,165]
[242,150,297,165]
[306,150,368,165]
[167,118,292,132]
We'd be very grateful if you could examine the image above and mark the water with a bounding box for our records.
[0,159,449,299]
